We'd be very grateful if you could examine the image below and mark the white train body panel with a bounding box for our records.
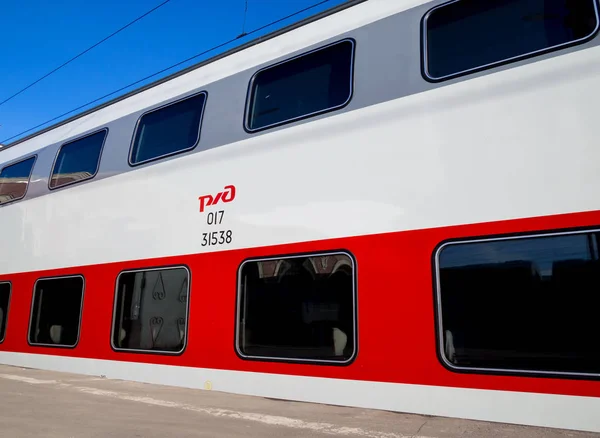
[1,0,600,433]
[2,42,600,273]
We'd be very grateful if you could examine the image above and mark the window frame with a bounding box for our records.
[128,91,208,167]
[48,128,109,191]
[27,274,85,349]
[433,226,600,380]
[421,0,600,83]
[0,281,12,344]
[0,154,37,206]
[243,38,356,134]
[110,265,191,355]
[235,250,358,366]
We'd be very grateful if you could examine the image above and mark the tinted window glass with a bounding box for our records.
[247,40,354,131]
[50,130,106,189]
[29,276,84,347]
[0,283,10,342]
[130,92,206,165]
[0,156,36,205]
[437,230,600,375]
[425,0,598,80]
[237,253,355,363]
[113,267,189,353]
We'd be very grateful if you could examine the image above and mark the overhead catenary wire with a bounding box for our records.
[239,0,249,38]
[1,0,331,145]
[0,0,173,111]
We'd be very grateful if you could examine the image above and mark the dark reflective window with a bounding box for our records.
[438,230,600,375]
[237,253,355,363]
[130,92,206,165]
[0,156,36,205]
[246,40,354,131]
[50,130,106,189]
[0,283,10,342]
[425,0,598,80]
[29,276,84,347]
[113,267,189,353]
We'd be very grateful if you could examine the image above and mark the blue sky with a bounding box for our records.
[0,0,348,144]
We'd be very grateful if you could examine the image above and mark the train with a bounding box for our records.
[1,0,600,433]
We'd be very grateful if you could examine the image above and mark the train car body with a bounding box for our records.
[1,0,600,433]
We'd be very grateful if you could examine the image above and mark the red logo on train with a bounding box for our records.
[198,185,236,212]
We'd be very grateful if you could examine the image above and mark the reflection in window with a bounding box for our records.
[438,230,600,375]
[0,283,10,342]
[246,40,354,131]
[50,130,107,189]
[29,276,84,347]
[0,156,36,205]
[130,92,206,165]
[425,0,599,80]
[237,253,355,363]
[113,267,189,353]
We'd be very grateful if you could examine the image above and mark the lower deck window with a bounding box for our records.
[0,282,10,342]
[29,276,84,347]
[112,267,189,353]
[237,253,356,364]
[437,230,600,376]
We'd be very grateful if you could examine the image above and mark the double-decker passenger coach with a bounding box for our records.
[1,0,600,433]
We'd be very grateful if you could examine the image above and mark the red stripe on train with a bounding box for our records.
[2,208,600,398]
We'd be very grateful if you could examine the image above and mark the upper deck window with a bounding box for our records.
[0,156,36,205]
[130,92,207,166]
[424,0,599,81]
[246,39,355,132]
[50,129,107,189]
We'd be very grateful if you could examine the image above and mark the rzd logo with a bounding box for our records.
[199,185,236,212]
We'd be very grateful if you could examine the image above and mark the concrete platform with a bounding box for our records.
[0,364,597,438]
